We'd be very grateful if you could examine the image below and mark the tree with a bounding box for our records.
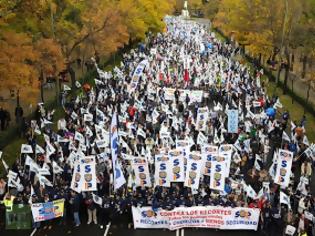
[0,31,39,105]
[189,0,203,15]
[203,0,220,21]
[34,38,65,102]
[0,0,176,106]
[52,0,128,88]
[214,0,313,95]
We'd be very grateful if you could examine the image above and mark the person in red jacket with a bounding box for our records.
[127,106,137,121]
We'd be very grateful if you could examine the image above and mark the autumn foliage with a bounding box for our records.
[0,0,175,104]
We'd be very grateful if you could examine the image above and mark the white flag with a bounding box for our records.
[96,108,105,122]
[94,79,104,86]
[29,185,35,204]
[35,144,45,154]
[214,102,223,111]
[63,84,71,91]
[71,111,78,120]
[84,113,93,122]
[245,184,257,199]
[282,132,291,142]
[254,157,261,171]
[92,193,103,205]
[280,191,291,209]
[25,155,35,166]
[21,144,33,154]
[30,162,40,174]
[38,175,53,187]
[137,128,146,139]
[38,165,51,176]
[52,161,63,174]
[74,131,85,143]
[285,225,296,236]
[45,142,56,159]
[75,81,81,88]
[1,158,9,172]
[213,129,220,144]
[114,161,126,190]
[273,98,283,109]
[7,170,18,180]
[85,126,93,138]
[197,132,207,145]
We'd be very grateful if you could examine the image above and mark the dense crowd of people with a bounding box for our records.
[0,16,315,236]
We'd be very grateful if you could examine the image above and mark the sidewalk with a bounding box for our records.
[274,69,315,109]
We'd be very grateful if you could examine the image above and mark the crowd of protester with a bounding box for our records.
[0,17,315,236]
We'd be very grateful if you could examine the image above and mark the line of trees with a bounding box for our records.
[204,0,315,98]
[0,0,175,105]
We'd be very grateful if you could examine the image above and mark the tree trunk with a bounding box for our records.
[276,65,282,87]
[302,55,307,78]
[306,83,311,104]
[271,47,278,61]
[291,78,294,104]
[290,53,294,71]
[41,82,44,103]
[81,55,85,74]
[68,64,76,90]
[283,48,291,94]
[16,89,20,108]
[305,83,311,114]
[55,76,60,105]
[40,69,44,103]
[283,61,290,95]
[258,53,262,65]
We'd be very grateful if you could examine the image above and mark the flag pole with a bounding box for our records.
[53,172,55,185]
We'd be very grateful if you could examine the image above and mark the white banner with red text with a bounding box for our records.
[132,206,260,231]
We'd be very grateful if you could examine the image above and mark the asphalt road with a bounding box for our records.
[1,226,265,236]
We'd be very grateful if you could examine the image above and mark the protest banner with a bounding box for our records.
[219,144,235,153]
[176,140,191,153]
[155,154,171,187]
[274,149,293,187]
[201,145,218,155]
[210,155,226,191]
[70,161,83,193]
[188,90,204,103]
[168,149,185,182]
[227,109,239,133]
[80,156,97,191]
[184,152,203,189]
[132,206,260,231]
[161,88,203,104]
[219,146,233,178]
[5,204,32,230]
[196,107,209,131]
[201,145,218,176]
[70,156,97,192]
[163,88,176,101]
[31,199,65,222]
[132,158,151,187]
